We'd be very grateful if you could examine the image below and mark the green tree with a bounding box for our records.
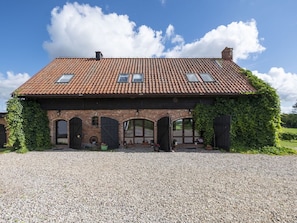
[293,101,297,114]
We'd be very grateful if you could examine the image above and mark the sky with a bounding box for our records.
[0,0,297,113]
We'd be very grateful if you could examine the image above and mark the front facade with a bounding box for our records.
[16,48,256,151]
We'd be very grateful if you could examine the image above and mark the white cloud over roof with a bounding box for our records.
[43,3,265,62]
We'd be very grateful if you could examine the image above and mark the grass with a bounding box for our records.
[281,127,297,134]
[279,127,297,149]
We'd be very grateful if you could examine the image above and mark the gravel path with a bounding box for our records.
[0,149,296,223]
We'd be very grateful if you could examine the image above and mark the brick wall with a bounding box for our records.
[47,109,192,148]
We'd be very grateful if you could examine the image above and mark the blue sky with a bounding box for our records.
[0,0,297,113]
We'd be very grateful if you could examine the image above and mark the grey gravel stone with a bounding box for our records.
[0,149,296,222]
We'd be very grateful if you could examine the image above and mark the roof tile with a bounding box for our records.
[17,57,256,97]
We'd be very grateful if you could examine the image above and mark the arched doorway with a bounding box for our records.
[123,119,154,145]
[69,117,82,149]
[157,117,170,151]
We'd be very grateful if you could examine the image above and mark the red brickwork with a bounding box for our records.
[47,109,192,148]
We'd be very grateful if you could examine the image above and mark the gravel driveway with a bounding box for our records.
[0,149,296,223]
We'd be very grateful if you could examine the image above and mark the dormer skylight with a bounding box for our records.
[132,74,144,83]
[186,73,199,82]
[56,74,74,83]
[118,74,129,83]
[200,73,215,82]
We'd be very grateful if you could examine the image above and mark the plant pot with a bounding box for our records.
[206,145,212,150]
[101,145,108,151]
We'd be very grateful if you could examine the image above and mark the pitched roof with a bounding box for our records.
[17,57,256,97]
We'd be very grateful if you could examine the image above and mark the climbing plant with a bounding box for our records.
[22,100,51,150]
[6,94,51,152]
[5,94,28,153]
[193,69,281,149]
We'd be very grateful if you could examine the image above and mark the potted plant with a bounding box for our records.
[101,142,108,151]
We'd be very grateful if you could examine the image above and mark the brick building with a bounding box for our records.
[15,48,256,151]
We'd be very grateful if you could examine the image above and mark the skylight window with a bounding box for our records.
[200,73,215,82]
[186,73,199,82]
[132,74,144,83]
[118,74,129,83]
[57,74,74,83]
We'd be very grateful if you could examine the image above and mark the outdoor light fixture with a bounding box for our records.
[188,109,192,115]
[136,109,139,115]
[57,110,61,116]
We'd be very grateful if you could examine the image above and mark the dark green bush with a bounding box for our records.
[279,132,297,141]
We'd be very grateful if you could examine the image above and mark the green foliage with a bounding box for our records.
[5,95,51,152]
[22,101,51,150]
[279,132,297,141]
[281,113,297,128]
[193,104,215,145]
[193,69,281,150]
[5,94,28,153]
[231,146,297,155]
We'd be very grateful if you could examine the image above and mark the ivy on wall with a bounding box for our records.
[5,94,51,152]
[5,95,27,153]
[193,69,281,149]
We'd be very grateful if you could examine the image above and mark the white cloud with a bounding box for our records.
[253,68,297,113]
[43,2,164,58]
[164,19,265,61]
[0,71,30,112]
[43,3,265,62]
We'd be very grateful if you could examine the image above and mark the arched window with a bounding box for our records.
[56,120,68,145]
[92,116,99,126]
[123,119,154,144]
[173,118,200,144]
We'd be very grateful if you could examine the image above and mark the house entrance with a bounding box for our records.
[214,115,231,151]
[0,124,6,148]
[69,117,82,149]
[123,119,154,146]
[101,117,119,149]
[157,117,170,151]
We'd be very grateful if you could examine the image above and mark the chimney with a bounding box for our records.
[95,51,103,60]
[221,47,233,60]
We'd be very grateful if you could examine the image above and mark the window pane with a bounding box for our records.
[200,73,215,82]
[173,119,183,137]
[57,74,74,83]
[186,73,199,82]
[92,116,98,126]
[174,137,183,144]
[132,74,143,82]
[184,118,193,137]
[144,120,154,137]
[56,120,67,145]
[184,137,193,143]
[124,121,134,137]
[134,119,143,136]
[118,74,129,83]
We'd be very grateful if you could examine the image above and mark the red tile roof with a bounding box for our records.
[17,57,256,97]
